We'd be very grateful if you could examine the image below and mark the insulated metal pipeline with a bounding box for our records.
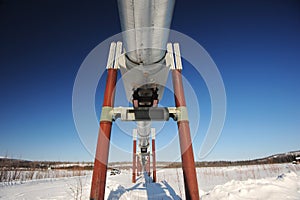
[117,0,175,149]
[137,121,151,148]
[117,0,175,66]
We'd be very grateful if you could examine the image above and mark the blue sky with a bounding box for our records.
[0,0,299,162]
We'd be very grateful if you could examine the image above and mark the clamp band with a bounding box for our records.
[176,106,189,122]
[100,106,113,122]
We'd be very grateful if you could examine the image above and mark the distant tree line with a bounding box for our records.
[164,152,300,168]
[1,150,299,170]
[0,158,93,170]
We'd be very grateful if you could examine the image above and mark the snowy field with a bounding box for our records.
[0,163,299,199]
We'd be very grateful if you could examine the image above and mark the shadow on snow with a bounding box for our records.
[107,172,181,199]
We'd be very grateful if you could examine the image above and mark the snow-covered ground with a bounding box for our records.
[0,163,299,199]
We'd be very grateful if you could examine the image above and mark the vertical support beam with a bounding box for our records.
[90,68,117,200]
[147,155,151,177]
[132,129,137,183]
[172,69,200,200]
[151,128,156,182]
[136,156,139,176]
[137,156,141,176]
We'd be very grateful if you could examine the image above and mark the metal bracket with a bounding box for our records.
[100,106,113,122]
[168,107,188,121]
[166,43,183,70]
[176,106,189,121]
[133,129,137,140]
[166,43,175,70]
[173,43,183,70]
[106,41,123,69]
[151,128,155,139]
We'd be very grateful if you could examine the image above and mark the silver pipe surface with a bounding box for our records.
[118,0,175,66]
[137,121,151,147]
[118,0,175,153]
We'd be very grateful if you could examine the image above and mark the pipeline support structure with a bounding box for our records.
[89,1,200,198]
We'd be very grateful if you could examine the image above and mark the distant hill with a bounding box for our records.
[168,150,300,168]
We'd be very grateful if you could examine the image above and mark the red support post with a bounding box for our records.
[132,139,137,183]
[139,158,142,175]
[137,156,141,176]
[147,155,151,177]
[90,69,117,200]
[172,69,200,200]
[151,129,156,182]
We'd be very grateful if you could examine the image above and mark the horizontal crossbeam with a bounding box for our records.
[99,106,189,122]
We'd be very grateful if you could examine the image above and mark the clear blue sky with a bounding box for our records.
[0,0,299,162]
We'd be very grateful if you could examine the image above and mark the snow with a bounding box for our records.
[0,163,300,199]
[201,172,300,200]
[105,171,181,199]
[0,176,91,199]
